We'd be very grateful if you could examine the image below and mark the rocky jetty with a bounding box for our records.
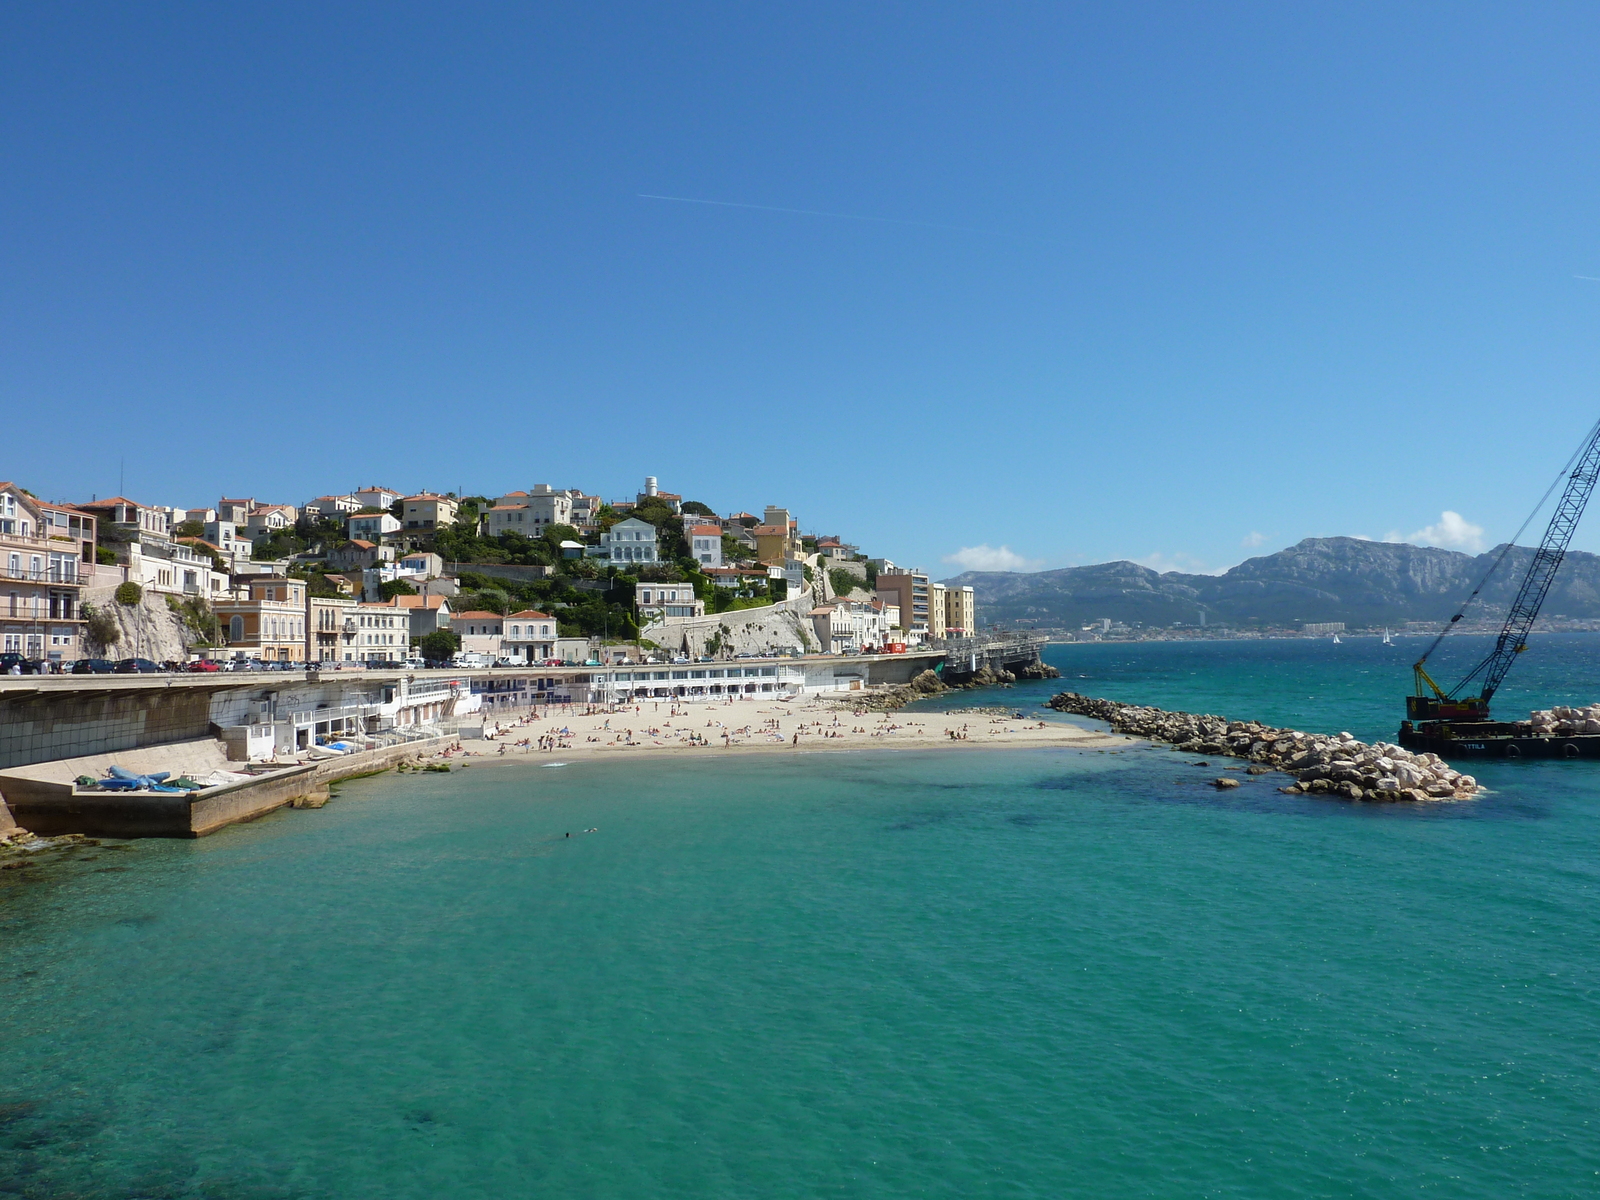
[841,669,950,712]
[1046,692,1479,802]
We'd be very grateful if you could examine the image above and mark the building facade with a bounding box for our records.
[875,570,931,640]
[636,581,704,619]
[688,525,723,567]
[353,486,401,510]
[215,577,309,662]
[352,601,407,663]
[0,484,95,664]
[348,512,401,541]
[399,494,458,531]
[503,609,557,663]
[308,595,358,663]
[598,518,658,564]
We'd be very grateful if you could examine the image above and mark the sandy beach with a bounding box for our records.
[438,690,1122,764]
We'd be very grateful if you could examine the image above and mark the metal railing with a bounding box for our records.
[1,565,81,583]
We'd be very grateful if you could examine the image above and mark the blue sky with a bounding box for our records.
[5,2,1600,576]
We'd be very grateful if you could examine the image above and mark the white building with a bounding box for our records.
[353,486,402,510]
[202,520,244,558]
[597,517,658,565]
[305,495,361,518]
[453,610,508,658]
[636,581,704,619]
[485,485,575,537]
[352,600,408,663]
[348,512,402,541]
[243,504,297,540]
[809,599,894,656]
[504,609,558,663]
[688,524,722,568]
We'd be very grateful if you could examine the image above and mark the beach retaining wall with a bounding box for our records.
[1,733,457,839]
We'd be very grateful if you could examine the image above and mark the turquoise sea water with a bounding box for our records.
[3,637,1599,1198]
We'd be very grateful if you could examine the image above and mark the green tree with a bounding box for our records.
[681,500,716,517]
[829,568,861,597]
[417,629,460,661]
[82,602,120,652]
[378,578,418,601]
[114,581,143,606]
[173,519,205,539]
[459,587,511,615]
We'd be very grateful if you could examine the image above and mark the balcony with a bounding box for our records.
[2,565,84,585]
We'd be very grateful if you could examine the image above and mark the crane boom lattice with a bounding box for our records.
[1413,420,1600,721]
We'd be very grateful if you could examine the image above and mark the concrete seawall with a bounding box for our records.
[1,733,457,839]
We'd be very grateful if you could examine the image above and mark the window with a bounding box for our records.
[230,615,243,642]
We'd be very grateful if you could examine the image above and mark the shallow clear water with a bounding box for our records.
[2,638,1599,1198]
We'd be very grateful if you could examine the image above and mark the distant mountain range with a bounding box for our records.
[942,537,1600,629]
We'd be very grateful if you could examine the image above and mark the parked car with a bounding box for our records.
[69,658,117,674]
[186,659,222,673]
[114,658,164,674]
[0,652,40,674]
[224,659,262,672]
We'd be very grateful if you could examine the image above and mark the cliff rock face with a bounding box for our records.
[944,537,1600,628]
[82,585,198,663]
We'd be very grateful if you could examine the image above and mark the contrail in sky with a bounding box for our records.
[637,193,996,236]
[1576,275,1600,282]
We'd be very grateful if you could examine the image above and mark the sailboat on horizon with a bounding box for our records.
[1383,628,1393,645]
[1331,633,1342,643]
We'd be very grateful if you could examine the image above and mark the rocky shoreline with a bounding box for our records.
[1046,692,1479,802]
[838,661,1061,712]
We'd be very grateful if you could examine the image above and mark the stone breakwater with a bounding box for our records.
[1046,692,1479,802]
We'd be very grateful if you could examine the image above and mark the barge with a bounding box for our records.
[1398,719,1600,759]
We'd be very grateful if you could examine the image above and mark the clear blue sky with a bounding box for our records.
[6,2,1600,576]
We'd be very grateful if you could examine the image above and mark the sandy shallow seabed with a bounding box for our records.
[436,690,1123,767]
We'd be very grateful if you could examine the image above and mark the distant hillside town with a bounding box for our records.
[0,475,976,671]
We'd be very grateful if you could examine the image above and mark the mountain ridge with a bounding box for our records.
[942,537,1600,628]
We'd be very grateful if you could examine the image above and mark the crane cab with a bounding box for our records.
[1406,694,1489,722]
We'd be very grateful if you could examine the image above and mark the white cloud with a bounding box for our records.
[1241,531,1268,548]
[941,544,1041,572]
[1134,551,1223,575]
[1391,510,1486,553]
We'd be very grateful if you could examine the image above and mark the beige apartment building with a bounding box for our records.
[0,482,96,665]
[399,493,458,531]
[309,595,359,663]
[944,584,976,638]
[215,577,309,662]
[875,570,931,640]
